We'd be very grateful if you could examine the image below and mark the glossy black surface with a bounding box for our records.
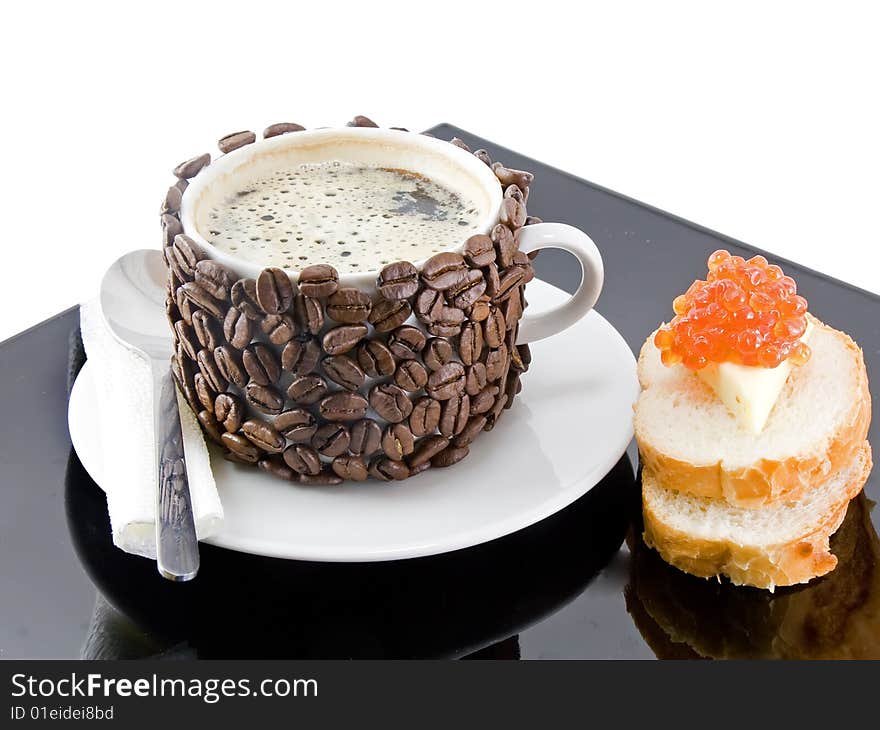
[0,124,877,659]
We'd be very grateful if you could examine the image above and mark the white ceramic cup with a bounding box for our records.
[179,127,603,344]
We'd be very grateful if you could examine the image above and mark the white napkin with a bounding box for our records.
[78,298,223,559]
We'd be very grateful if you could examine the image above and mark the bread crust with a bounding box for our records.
[635,318,872,507]
[641,442,873,590]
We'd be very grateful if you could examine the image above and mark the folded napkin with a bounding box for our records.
[78,298,222,559]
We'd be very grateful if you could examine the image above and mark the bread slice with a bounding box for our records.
[635,315,871,506]
[641,441,872,589]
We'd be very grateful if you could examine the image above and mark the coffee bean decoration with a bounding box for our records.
[491,223,518,269]
[263,122,305,138]
[174,320,199,361]
[450,137,471,152]
[377,261,419,300]
[421,252,468,291]
[463,234,496,267]
[242,343,281,386]
[369,457,410,481]
[426,362,466,401]
[173,153,211,179]
[370,383,413,423]
[319,392,369,422]
[258,457,297,482]
[161,213,183,247]
[431,445,470,468]
[504,184,525,204]
[293,294,324,335]
[326,287,372,323]
[495,268,526,303]
[423,338,453,371]
[283,444,321,476]
[387,325,426,360]
[218,130,256,153]
[311,423,351,457]
[195,260,234,301]
[465,363,488,396]
[231,279,263,320]
[214,345,247,388]
[483,307,506,348]
[214,393,243,432]
[485,344,508,382]
[440,394,470,437]
[394,360,428,392]
[261,313,298,345]
[196,349,227,392]
[222,432,261,463]
[445,269,486,310]
[426,306,464,337]
[298,264,338,298]
[408,435,450,468]
[241,419,286,453]
[300,471,344,486]
[223,307,252,349]
[471,386,499,416]
[502,287,523,326]
[256,267,295,314]
[275,408,318,442]
[454,415,487,448]
[172,235,204,278]
[181,281,225,320]
[323,354,365,390]
[192,309,221,350]
[282,337,321,375]
[382,423,415,460]
[194,373,217,413]
[409,397,441,436]
[499,197,527,228]
[349,419,382,456]
[491,163,534,189]
[197,410,224,444]
[459,321,483,366]
[368,299,411,333]
[357,340,396,378]
[332,455,368,481]
[323,324,367,355]
[415,288,444,324]
[484,262,501,299]
[347,115,379,127]
[287,375,328,405]
[245,382,284,415]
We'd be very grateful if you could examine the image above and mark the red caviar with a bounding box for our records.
[654,250,811,370]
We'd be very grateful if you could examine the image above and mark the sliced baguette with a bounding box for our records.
[635,315,871,506]
[641,441,873,589]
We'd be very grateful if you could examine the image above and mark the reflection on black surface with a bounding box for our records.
[625,493,880,659]
[65,449,638,659]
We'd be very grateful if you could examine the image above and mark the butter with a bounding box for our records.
[696,321,814,434]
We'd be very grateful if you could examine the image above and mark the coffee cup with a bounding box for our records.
[163,125,604,482]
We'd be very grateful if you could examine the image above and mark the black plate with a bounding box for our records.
[0,124,877,659]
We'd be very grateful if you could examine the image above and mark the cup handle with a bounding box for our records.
[515,222,604,344]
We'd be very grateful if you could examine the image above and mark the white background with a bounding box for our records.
[1,1,877,342]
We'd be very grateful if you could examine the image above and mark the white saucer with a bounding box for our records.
[69,279,638,562]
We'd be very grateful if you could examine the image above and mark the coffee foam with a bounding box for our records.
[200,162,483,273]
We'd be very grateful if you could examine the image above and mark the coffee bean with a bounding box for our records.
[331,455,368,481]
[491,163,534,189]
[161,214,183,247]
[241,419,286,453]
[165,246,189,284]
[242,343,281,385]
[499,197,527,228]
[214,345,247,388]
[263,122,305,138]
[473,149,492,166]
[256,267,295,314]
[459,321,483,366]
[387,325,426,360]
[369,457,410,481]
[222,432,261,463]
[181,281,225,320]
[485,344,508,382]
[423,338,453,371]
[504,371,521,407]
[414,288,444,324]
[484,262,501,299]
[394,359,428,391]
[283,444,321,476]
[426,362,466,401]
[299,470,344,486]
[298,264,338,298]
[192,309,221,349]
[194,373,217,413]
[282,337,321,374]
[218,130,256,153]
[286,375,328,405]
[322,354,365,390]
[377,261,419,300]
[311,423,351,457]
[231,279,263,320]
[347,115,379,127]
[382,423,415,460]
[450,137,471,152]
[161,184,182,215]
[495,268,526,303]
[369,383,413,423]
[174,320,199,361]
[223,306,252,349]
[293,294,324,335]
[440,394,471,437]
[197,410,224,444]
[245,382,284,415]
[504,184,525,204]
[486,392,509,429]
[445,268,486,309]
[421,252,468,291]
[275,408,317,442]
[175,287,194,325]
[525,216,543,227]
[261,313,298,345]
[463,234,496,267]
[465,362,488,396]
[491,224,518,268]
[326,287,372,323]
[194,260,233,301]
[431,445,470,468]
[408,435,449,468]
[502,287,523,326]
[511,252,535,285]
[349,419,382,456]
[453,415,487,447]
[471,385,499,415]
[483,307,506,348]
[356,339,396,378]
[258,457,297,482]
[214,393,244,432]
[368,299,411,333]
[426,307,464,337]
[197,348,227,392]
[224,450,256,466]
[319,391,369,422]
[173,152,211,179]
[409,397,441,436]
[322,324,367,355]
[517,344,532,371]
